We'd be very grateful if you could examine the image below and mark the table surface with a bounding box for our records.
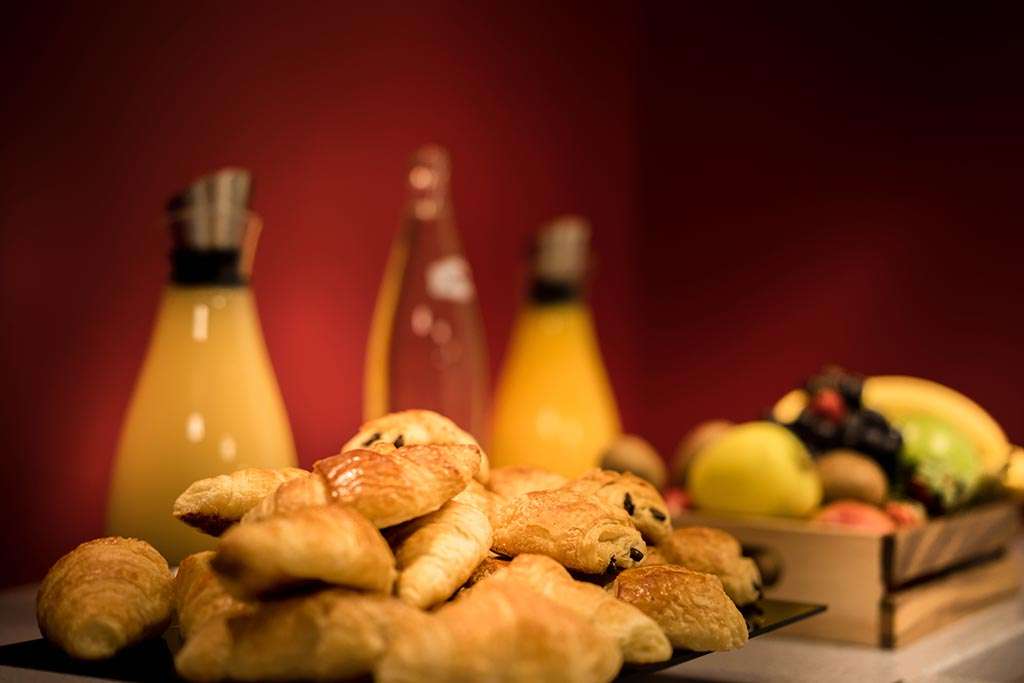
[3,544,1022,683]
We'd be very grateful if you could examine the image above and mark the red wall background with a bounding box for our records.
[1,3,1021,587]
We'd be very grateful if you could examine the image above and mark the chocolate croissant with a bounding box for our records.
[343,409,489,483]
[376,577,622,683]
[242,444,482,528]
[175,551,251,639]
[492,489,645,574]
[213,505,396,600]
[176,589,426,683]
[36,537,173,660]
[387,500,493,608]
[493,554,672,664]
[173,467,309,536]
[658,526,762,605]
[606,565,748,652]
[563,469,672,544]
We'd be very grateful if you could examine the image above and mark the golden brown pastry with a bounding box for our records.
[242,444,481,528]
[36,537,173,660]
[173,467,309,536]
[486,465,567,501]
[175,589,426,682]
[563,469,672,544]
[639,545,670,567]
[606,565,748,652]
[658,526,762,605]
[452,479,500,526]
[175,551,251,639]
[387,500,493,608]
[492,489,645,574]
[493,554,671,664]
[376,578,622,683]
[463,555,511,589]
[213,505,396,600]
[343,409,490,483]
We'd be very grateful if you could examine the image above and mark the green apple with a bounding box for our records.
[897,414,980,512]
[689,421,822,517]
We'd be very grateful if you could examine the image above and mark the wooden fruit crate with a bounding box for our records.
[677,500,1022,647]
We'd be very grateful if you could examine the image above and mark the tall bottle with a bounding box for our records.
[490,216,621,477]
[364,146,489,439]
[107,169,296,563]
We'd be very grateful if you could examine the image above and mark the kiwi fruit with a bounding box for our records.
[816,449,888,506]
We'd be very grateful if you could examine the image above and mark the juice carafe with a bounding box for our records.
[106,169,296,563]
[364,146,489,440]
[490,216,621,476]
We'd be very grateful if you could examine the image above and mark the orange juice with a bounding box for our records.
[490,217,620,476]
[106,170,295,563]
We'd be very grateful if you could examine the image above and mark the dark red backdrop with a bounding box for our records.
[1,3,1021,587]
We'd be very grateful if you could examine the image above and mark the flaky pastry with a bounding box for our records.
[175,589,426,682]
[375,577,621,683]
[173,467,309,536]
[36,537,173,660]
[342,409,489,483]
[486,465,567,501]
[175,551,251,639]
[563,469,672,544]
[606,565,748,652]
[387,500,493,608]
[492,554,671,664]
[213,505,395,599]
[242,444,481,528]
[492,489,645,574]
[658,526,762,605]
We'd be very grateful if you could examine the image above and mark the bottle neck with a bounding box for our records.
[527,278,584,305]
[170,248,247,286]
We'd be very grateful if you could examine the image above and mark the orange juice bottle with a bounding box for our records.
[490,216,621,476]
[106,169,296,563]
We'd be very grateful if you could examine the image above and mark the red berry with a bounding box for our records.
[809,388,847,423]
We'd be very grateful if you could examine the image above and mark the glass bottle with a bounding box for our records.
[106,169,296,563]
[364,146,489,440]
[490,216,621,476]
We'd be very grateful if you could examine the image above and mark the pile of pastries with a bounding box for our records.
[36,410,762,683]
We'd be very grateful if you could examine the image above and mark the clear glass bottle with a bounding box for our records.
[364,146,489,440]
[107,169,296,563]
[490,216,621,476]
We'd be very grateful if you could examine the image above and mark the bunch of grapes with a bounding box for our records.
[781,369,902,481]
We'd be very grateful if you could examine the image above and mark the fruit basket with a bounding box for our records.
[678,502,1019,647]
[670,369,1022,647]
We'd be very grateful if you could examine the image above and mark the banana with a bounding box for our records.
[860,375,1010,479]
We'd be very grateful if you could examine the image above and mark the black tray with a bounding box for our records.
[0,599,824,682]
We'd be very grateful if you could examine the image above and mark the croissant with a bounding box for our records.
[173,468,309,536]
[562,469,672,544]
[175,551,251,639]
[36,537,173,660]
[175,589,426,683]
[387,500,493,608]
[492,554,671,664]
[375,577,622,683]
[605,565,748,652]
[242,444,481,528]
[658,527,762,605]
[463,555,511,590]
[342,409,490,483]
[492,489,645,574]
[452,479,500,526]
[213,505,396,600]
[486,465,567,501]
[638,545,670,567]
